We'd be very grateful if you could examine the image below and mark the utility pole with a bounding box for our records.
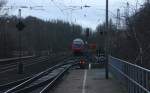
[124,2,129,28]
[116,9,120,30]
[105,0,109,79]
[4,18,7,57]
[17,9,25,74]
[146,0,150,3]
[125,2,129,18]
[136,0,139,11]
[4,19,9,58]
[18,9,23,74]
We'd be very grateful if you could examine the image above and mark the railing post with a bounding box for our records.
[105,55,109,79]
[145,72,149,92]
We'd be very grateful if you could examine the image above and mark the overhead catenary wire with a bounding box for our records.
[50,0,66,15]
[4,0,144,30]
[49,0,128,26]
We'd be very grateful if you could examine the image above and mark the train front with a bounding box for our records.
[71,38,84,56]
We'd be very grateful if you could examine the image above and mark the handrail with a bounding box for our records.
[109,56,150,93]
[110,56,150,72]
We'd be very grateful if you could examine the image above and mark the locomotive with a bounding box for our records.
[71,38,84,55]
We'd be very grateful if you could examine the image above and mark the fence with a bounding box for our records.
[109,56,150,93]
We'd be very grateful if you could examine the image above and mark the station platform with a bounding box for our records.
[50,69,126,93]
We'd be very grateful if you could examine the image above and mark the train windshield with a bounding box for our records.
[73,44,82,48]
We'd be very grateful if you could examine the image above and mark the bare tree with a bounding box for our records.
[0,0,7,15]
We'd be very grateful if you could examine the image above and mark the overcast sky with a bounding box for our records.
[6,0,145,30]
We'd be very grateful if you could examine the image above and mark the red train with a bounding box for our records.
[71,38,84,55]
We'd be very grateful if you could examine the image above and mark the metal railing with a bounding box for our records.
[109,56,150,93]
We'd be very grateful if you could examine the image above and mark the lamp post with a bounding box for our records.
[105,0,109,79]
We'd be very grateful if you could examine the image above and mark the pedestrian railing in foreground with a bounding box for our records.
[109,56,150,93]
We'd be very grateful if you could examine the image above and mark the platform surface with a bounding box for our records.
[50,69,126,93]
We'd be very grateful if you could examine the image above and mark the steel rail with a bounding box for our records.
[0,56,35,65]
[15,64,76,93]
[4,58,76,93]
[40,63,77,93]
[0,56,49,73]
[0,77,31,92]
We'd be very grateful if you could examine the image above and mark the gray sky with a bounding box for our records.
[6,0,145,30]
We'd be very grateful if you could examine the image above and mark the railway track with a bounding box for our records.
[2,59,78,93]
[0,53,66,69]
[0,56,49,74]
[0,56,35,69]
[0,53,71,74]
[0,56,34,65]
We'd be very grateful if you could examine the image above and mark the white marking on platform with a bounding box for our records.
[82,69,87,93]
[89,63,91,69]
